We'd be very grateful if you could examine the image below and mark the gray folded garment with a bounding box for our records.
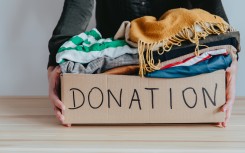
[60,54,139,74]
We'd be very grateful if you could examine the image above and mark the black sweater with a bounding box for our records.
[48,0,228,68]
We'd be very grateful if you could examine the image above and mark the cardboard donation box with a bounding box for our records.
[60,70,226,124]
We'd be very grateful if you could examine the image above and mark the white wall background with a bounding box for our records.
[0,0,244,96]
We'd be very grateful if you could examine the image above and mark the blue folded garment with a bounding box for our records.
[146,54,232,78]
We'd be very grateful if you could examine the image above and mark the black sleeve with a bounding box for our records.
[47,0,94,68]
[190,0,229,23]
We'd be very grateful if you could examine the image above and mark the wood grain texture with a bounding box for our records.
[0,96,244,152]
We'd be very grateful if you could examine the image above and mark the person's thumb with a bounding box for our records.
[56,66,61,74]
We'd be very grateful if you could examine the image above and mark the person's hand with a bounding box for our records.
[48,66,71,127]
[217,60,238,128]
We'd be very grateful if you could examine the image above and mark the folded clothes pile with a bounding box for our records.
[56,28,139,74]
[57,8,240,78]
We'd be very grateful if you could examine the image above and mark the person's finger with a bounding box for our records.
[48,79,58,93]
[222,108,232,128]
[216,60,237,128]
[49,89,65,110]
[220,100,232,127]
[67,124,71,127]
[55,66,61,74]
[62,123,72,127]
[52,67,61,93]
[220,101,232,112]
[48,66,55,71]
[48,66,61,83]
[48,66,70,127]
[60,116,71,127]
[54,106,71,127]
[51,94,65,111]
[54,107,64,122]
[51,67,61,80]
[48,66,55,78]
[55,103,71,127]
[221,103,228,112]
[215,122,223,128]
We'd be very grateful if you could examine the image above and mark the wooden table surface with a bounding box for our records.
[0,97,244,153]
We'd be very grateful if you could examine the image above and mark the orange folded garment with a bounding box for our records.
[103,65,139,75]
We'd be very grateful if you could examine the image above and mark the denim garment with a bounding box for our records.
[146,54,232,78]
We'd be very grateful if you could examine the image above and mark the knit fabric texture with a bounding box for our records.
[129,8,233,76]
[56,28,138,64]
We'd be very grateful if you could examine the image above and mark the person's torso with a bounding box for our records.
[96,0,193,38]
